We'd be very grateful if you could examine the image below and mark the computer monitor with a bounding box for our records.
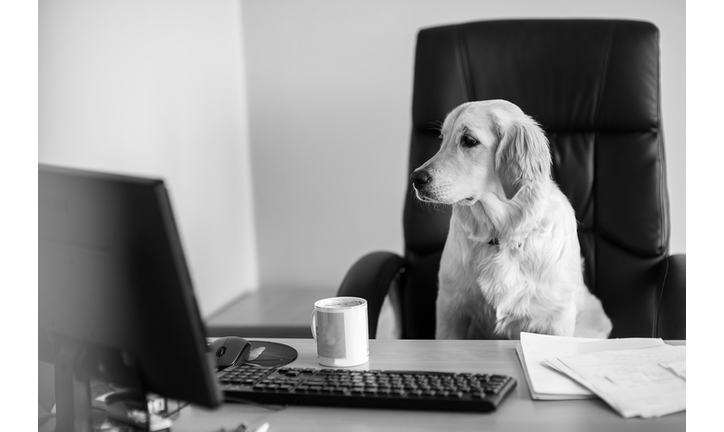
[38,164,222,431]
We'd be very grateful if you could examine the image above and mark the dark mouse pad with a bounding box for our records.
[245,341,298,368]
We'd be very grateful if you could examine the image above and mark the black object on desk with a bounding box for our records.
[39,165,222,431]
[218,363,516,412]
[210,337,253,369]
[208,338,299,369]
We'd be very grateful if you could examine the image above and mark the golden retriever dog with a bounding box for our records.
[411,100,612,340]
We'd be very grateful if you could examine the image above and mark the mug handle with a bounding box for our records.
[310,309,317,341]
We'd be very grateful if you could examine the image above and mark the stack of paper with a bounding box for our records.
[516,332,686,418]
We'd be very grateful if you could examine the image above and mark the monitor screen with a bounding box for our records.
[39,164,222,428]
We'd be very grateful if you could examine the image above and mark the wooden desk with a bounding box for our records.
[172,339,685,432]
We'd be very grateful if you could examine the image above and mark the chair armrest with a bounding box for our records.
[337,251,405,338]
[655,253,686,339]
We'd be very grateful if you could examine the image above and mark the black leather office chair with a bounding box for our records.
[338,19,686,340]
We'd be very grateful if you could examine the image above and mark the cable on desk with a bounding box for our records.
[159,399,190,419]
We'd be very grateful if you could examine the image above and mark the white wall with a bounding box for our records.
[241,0,686,293]
[38,0,258,317]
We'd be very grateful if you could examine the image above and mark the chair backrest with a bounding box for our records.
[401,19,669,339]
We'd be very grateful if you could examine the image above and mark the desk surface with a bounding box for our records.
[173,339,685,432]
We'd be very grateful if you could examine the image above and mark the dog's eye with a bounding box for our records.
[461,134,479,148]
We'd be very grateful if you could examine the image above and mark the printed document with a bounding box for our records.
[553,345,686,418]
[516,332,665,400]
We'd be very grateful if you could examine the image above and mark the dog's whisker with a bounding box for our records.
[424,120,444,134]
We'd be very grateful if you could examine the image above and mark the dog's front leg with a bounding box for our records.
[435,289,471,339]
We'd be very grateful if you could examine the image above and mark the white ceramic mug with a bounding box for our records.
[310,297,369,367]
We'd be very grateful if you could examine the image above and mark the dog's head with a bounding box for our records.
[411,100,551,206]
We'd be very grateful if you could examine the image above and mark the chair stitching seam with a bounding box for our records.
[655,28,669,256]
[593,22,617,126]
[592,23,616,301]
[653,256,670,337]
[455,25,475,101]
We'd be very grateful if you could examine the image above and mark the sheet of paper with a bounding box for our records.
[660,359,686,380]
[515,344,593,399]
[554,345,686,419]
[518,332,665,399]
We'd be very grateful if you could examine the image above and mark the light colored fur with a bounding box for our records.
[412,100,612,340]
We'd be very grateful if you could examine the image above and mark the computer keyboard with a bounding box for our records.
[217,363,516,412]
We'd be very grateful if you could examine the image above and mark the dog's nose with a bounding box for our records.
[411,170,431,187]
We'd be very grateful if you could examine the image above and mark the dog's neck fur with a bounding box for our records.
[454,179,550,246]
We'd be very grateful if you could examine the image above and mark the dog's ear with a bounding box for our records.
[494,115,552,200]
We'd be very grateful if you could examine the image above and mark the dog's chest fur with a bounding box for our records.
[442,202,577,339]
[466,240,540,338]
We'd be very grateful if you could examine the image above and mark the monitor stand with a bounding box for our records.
[51,341,159,432]
[53,344,95,432]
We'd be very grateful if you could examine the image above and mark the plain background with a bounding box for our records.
[36,0,685,320]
